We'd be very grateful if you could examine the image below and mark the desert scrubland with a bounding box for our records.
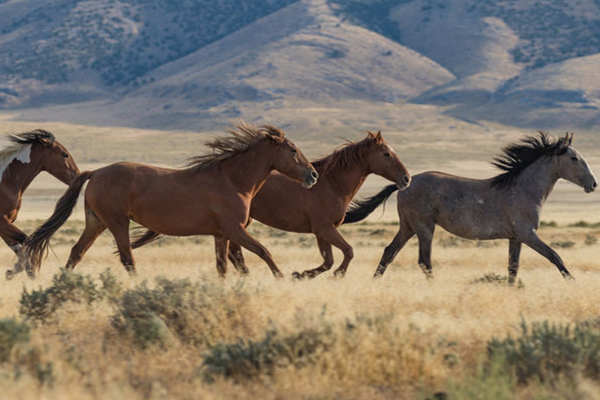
[1,119,600,399]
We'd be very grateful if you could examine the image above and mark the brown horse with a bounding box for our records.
[21,123,318,278]
[131,130,411,279]
[2,130,80,279]
[344,132,597,282]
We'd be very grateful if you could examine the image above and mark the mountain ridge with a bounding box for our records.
[1,0,600,131]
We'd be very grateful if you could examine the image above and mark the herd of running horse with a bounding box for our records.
[0,123,597,283]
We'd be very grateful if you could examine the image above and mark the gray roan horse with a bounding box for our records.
[344,132,597,282]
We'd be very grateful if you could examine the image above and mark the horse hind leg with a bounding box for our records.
[507,239,522,285]
[374,223,415,278]
[105,218,137,275]
[227,241,249,275]
[214,236,230,278]
[414,222,435,280]
[292,237,334,280]
[66,207,106,271]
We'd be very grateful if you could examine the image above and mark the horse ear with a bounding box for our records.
[567,132,574,146]
[366,130,383,143]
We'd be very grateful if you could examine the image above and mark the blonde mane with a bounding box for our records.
[0,139,31,181]
[0,130,55,182]
[187,122,286,170]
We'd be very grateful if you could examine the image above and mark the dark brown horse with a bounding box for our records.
[344,132,597,282]
[21,123,318,278]
[132,130,411,279]
[2,130,80,279]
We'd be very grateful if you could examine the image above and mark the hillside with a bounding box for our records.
[1,0,600,131]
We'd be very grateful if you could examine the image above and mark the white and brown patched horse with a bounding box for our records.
[345,132,597,283]
[2,130,79,279]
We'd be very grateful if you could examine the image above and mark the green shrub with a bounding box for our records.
[0,318,30,362]
[487,320,600,384]
[202,324,333,381]
[110,277,249,349]
[19,268,115,322]
[99,268,124,301]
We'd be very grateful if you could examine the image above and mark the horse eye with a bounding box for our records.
[383,152,390,158]
[571,156,578,161]
[62,152,69,158]
[291,148,297,154]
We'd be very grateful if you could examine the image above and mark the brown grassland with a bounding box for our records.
[1,117,600,399]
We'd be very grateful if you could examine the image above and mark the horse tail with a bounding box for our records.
[24,171,92,268]
[131,229,163,249]
[343,184,399,224]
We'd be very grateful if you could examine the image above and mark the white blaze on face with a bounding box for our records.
[0,144,32,183]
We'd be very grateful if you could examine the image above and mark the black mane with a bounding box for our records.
[9,129,55,145]
[491,131,567,189]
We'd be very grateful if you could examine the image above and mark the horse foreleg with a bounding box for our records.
[374,224,415,278]
[292,237,334,280]
[227,241,249,275]
[214,236,230,278]
[304,227,352,279]
[1,216,28,279]
[520,231,573,280]
[225,225,283,278]
[507,239,522,285]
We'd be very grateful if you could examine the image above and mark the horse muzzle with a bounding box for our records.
[396,174,411,191]
[303,170,319,188]
[585,180,598,193]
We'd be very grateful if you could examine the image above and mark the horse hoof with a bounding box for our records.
[5,270,14,280]
[291,271,304,280]
[333,270,346,279]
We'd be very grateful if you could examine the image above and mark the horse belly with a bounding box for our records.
[133,197,218,236]
[437,212,508,241]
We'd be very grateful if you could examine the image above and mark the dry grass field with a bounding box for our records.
[2,117,600,399]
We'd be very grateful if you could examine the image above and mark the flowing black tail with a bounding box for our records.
[343,184,399,224]
[24,171,92,269]
[131,229,163,249]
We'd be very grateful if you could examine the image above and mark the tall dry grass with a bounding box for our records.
[1,220,600,399]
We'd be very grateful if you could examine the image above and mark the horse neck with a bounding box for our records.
[218,143,277,198]
[318,151,370,204]
[513,156,560,206]
[1,145,44,193]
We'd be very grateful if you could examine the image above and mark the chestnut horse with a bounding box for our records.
[2,130,80,279]
[344,132,597,282]
[132,130,411,279]
[21,123,318,278]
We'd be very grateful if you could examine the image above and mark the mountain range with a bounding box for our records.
[1,0,600,132]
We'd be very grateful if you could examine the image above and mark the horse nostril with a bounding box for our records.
[311,171,319,180]
[594,181,598,189]
[403,175,410,184]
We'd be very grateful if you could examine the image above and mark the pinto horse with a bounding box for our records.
[21,123,318,278]
[2,130,79,279]
[132,130,410,279]
[344,132,597,282]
